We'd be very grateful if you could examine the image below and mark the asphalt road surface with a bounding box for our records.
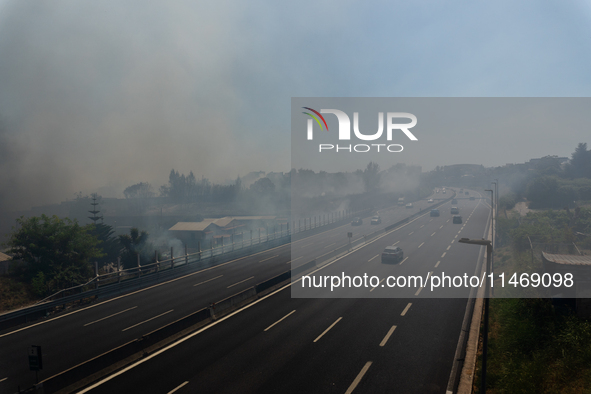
[74,191,491,394]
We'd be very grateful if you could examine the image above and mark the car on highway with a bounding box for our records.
[381,246,403,263]
[370,215,382,225]
[351,217,363,226]
[427,198,434,203]
[450,206,459,214]
[405,203,413,208]
[451,198,458,204]
[430,209,440,217]
[453,215,463,224]
[465,191,469,195]
[469,196,475,201]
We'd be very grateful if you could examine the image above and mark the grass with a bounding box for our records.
[0,275,38,313]
[473,248,591,393]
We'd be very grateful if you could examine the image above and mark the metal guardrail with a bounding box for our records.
[296,194,456,273]
[0,209,360,329]
[14,195,455,393]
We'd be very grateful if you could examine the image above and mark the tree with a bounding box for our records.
[87,223,121,268]
[123,182,155,199]
[118,227,152,269]
[250,177,275,194]
[4,215,103,295]
[363,161,381,193]
[566,143,591,179]
[123,182,155,213]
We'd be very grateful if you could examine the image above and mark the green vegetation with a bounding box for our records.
[4,215,104,296]
[482,296,591,393]
[118,227,158,269]
[478,208,591,392]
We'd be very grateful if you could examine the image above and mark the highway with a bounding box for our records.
[0,191,457,393]
[76,191,490,394]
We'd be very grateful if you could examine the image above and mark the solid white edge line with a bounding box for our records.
[84,306,137,327]
[121,310,173,332]
[227,276,255,288]
[193,275,223,287]
[0,239,292,338]
[167,381,189,394]
[0,377,7,383]
[401,303,412,316]
[76,205,439,392]
[379,325,397,347]
[345,361,373,394]
[77,281,294,393]
[264,310,296,332]
[313,317,342,343]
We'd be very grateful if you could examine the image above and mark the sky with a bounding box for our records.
[1,0,591,211]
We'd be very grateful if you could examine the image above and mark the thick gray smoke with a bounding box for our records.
[0,1,290,213]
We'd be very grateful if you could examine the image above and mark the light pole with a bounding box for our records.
[492,180,498,247]
[459,237,492,394]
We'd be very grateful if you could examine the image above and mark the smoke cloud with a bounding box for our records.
[0,1,290,212]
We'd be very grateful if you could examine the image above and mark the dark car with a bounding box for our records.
[465,191,469,195]
[370,215,381,225]
[430,209,440,217]
[450,206,459,214]
[351,217,363,226]
[453,215,463,224]
[451,199,458,204]
[381,246,403,263]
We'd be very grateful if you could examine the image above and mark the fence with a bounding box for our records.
[0,208,358,330]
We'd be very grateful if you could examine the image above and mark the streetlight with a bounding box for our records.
[491,180,498,248]
[459,237,492,394]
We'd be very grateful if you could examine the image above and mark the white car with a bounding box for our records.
[427,198,434,203]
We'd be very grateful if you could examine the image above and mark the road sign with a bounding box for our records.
[347,232,352,238]
[29,345,42,371]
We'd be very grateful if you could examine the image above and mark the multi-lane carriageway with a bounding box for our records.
[0,190,490,394]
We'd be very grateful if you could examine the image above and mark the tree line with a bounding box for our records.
[4,215,154,297]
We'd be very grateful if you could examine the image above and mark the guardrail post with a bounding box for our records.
[231,234,234,251]
[155,250,159,272]
[117,257,121,283]
[95,261,99,289]
[137,254,141,277]
[185,244,188,265]
[198,242,201,260]
[221,236,224,253]
[171,247,174,269]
